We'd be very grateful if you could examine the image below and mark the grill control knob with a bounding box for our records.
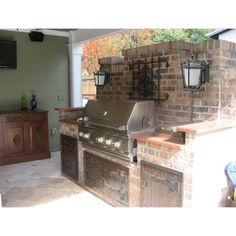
[105,139,113,145]
[97,137,104,143]
[79,132,84,137]
[84,133,90,139]
[114,141,121,148]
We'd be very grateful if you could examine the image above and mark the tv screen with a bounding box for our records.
[0,40,17,69]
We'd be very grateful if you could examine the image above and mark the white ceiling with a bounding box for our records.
[3,28,127,45]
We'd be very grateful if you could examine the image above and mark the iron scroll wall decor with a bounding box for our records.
[129,54,169,103]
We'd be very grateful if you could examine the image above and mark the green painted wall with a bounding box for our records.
[0,30,69,151]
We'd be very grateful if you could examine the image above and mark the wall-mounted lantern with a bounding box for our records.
[181,58,209,92]
[94,70,110,87]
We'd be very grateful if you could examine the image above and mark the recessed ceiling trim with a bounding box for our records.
[2,29,69,37]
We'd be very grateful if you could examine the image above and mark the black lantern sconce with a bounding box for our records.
[181,58,210,92]
[94,70,110,87]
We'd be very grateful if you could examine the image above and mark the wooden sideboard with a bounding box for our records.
[0,110,50,166]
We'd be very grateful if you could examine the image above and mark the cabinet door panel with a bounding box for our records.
[61,135,78,180]
[141,161,183,207]
[29,121,46,152]
[6,123,27,155]
[103,159,128,205]
[84,151,104,193]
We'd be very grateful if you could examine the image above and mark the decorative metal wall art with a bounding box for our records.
[129,54,169,102]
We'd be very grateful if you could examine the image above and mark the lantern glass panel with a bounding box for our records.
[94,72,106,86]
[183,67,201,87]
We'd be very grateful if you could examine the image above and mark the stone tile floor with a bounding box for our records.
[0,151,111,208]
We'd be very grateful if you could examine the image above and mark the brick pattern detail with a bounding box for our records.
[57,108,84,121]
[97,40,236,126]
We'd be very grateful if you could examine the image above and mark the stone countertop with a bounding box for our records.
[176,119,236,135]
[133,132,184,151]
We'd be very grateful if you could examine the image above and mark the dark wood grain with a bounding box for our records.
[141,161,183,207]
[60,135,78,180]
[0,111,50,166]
[84,151,129,206]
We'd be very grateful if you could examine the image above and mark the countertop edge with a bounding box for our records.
[133,134,184,151]
[176,119,236,135]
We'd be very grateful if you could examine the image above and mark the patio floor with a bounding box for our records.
[0,151,111,208]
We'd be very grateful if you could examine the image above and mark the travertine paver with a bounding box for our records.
[0,151,110,208]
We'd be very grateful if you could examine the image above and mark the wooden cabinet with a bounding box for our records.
[60,134,78,180]
[0,111,50,166]
[84,151,129,206]
[141,161,183,207]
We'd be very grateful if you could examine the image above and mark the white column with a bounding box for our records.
[68,43,83,107]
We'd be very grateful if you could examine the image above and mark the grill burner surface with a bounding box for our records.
[79,100,154,162]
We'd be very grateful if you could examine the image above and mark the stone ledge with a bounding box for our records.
[133,133,184,151]
[176,119,236,135]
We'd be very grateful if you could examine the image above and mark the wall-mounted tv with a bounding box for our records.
[0,40,17,69]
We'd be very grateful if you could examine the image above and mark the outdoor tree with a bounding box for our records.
[82,29,214,79]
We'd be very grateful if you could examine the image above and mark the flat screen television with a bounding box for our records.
[0,40,17,69]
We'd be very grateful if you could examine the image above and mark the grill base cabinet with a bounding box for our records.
[141,161,183,207]
[0,111,50,166]
[84,151,129,207]
[60,134,78,181]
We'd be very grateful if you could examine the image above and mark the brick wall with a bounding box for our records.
[97,40,236,127]
[55,107,84,121]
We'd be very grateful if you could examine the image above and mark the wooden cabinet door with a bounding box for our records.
[103,159,128,206]
[84,151,129,206]
[5,123,28,156]
[61,135,78,180]
[141,161,183,207]
[28,121,47,152]
[84,151,104,193]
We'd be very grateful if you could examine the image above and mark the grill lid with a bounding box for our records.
[81,99,154,131]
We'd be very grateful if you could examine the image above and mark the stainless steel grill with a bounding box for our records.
[78,100,155,162]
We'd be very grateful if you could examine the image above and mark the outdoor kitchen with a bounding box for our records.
[57,39,236,207]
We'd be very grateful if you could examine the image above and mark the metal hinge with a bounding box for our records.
[152,175,182,194]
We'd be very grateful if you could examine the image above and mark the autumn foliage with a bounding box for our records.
[82,29,213,79]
